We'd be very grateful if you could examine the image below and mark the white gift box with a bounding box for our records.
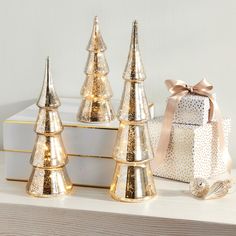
[3,98,155,187]
[149,117,231,183]
[173,94,211,126]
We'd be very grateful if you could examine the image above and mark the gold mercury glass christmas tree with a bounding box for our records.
[26,57,73,197]
[77,16,115,122]
[110,21,157,202]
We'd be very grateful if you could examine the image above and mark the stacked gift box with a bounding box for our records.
[150,94,231,183]
[2,98,155,188]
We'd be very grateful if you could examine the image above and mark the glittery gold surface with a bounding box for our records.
[85,53,109,75]
[35,108,63,134]
[122,21,146,81]
[77,16,115,123]
[110,162,156,202]
[26,167,72,197]
[113,122,154,163]
[26,57,72,197]
[118,81,150,121]
[78,98,114,122]
[37,58,61,109]
[30,135,67,168]
[80,75,112,99]
[110,21,156,202]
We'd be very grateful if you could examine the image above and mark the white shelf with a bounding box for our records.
[0,156,235,236]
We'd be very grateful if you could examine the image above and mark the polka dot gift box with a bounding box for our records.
[149,117,231,182]
[173,94,212,126]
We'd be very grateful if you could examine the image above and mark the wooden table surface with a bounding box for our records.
[0,156,235,236]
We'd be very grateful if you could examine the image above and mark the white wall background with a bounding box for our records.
[0,0,235,163]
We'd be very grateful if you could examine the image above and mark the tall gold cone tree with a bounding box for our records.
[77,16,115,122]
[110,21,157,202]
[26,57,73,197]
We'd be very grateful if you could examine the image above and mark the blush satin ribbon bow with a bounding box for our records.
[153,79,231,172]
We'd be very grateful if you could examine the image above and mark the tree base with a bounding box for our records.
[26,167,73,197]
[110,162,157,202]
[77,99,115,123]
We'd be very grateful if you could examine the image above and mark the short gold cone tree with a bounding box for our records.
[110,21,157,202]
[77,16,115,122]
[26,57,73,197]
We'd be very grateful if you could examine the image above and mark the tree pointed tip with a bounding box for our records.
[123,20,146,81]
[45,56,50,79]
[133,20,138,26]
[37,59,61,108]
[132,20,138,34]
[93,16,99,32]
[46,57,50,70]
[94,16,99,23]
[87,16,106,52]
[131,20,139,47]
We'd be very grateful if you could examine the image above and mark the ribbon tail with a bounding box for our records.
[210,97,232,173]
[152,95,182,171]
[223,149,232,174]
[210,98,224,150]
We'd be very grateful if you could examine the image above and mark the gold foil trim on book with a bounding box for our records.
[3,103,154,130]
[1,149,113,159]
[6,178,109,189]
[3,120,118,130]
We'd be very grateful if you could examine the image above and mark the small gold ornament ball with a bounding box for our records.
[189,178,210,198]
